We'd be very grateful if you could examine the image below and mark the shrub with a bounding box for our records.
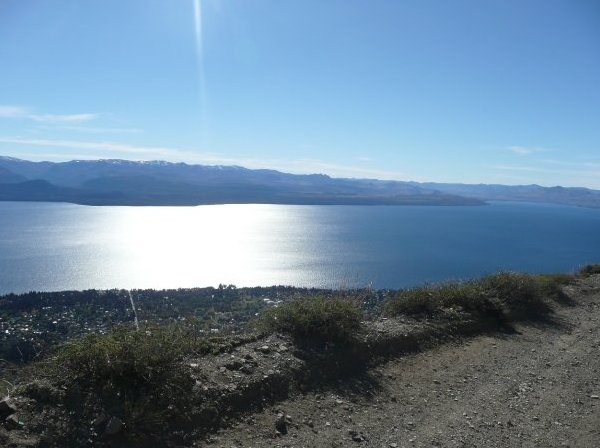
[436,282,501,317]
[256,296,363,344]
[385,272,566,321]
[384,287,439,316]
[42,323,223,443]
[480,272,542,314]
[535,273,574,303]
[50,324,209,389]
[384,280,502,319]
[579,264,600,277]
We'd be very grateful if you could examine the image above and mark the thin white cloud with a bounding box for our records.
[0,105,30,118]
[37,125,143,134]
[542,158,600,169]
[490,163,600,187]
[0,137,186,158]
[485,163,600,189]
[491,164,549,173]
[29,113,97,123]
[0,104,97,123]
[286,158,408,180]
[506,146,547,155]
[0,136,413,180]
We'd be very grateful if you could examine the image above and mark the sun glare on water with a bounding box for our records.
[106,205,318,289]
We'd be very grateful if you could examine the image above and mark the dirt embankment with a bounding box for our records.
[1,275,599,447]
[211,275,600,448]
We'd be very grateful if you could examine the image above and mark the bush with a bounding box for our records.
[256,296,363,344]
[384,287,439,316]
[50,324,209,389]
[385,272,568,321]
[42,323,223,443]
[480,272,543,315]
[535,273,574,303]
[579,264,600,277]
[384,280,502,319]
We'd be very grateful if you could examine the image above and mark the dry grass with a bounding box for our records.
[255,296,363,344]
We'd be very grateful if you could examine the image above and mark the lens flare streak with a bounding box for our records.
[193,0,209,140]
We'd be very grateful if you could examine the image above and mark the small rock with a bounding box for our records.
[105,416,125,436]
[0,398,17,418]
[258,345,270,353]
[4,414,22,431]
[275,413,288,435]
[240,364,255,374]
[225,359,244,370]
[348,430,365,442]
[92,414,109,428]
[591,395,599,399]
[390,444,398,448]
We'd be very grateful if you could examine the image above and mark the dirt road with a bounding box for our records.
[211,276,600,448]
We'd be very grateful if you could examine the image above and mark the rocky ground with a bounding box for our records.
[210,275,600,448]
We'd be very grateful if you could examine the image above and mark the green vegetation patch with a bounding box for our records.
[255,296,363,344]
[384,272,567,321]
[480,272,546,316]
[50,324,209,388]
[35,323,235,444]
[535,273,575,303]
[384,280,502,319]
[579,264,600,276]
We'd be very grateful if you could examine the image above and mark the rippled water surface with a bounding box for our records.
[0,201,599,294]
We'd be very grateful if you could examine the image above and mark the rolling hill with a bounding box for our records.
[0,157,481,206]
[0,156,599,208]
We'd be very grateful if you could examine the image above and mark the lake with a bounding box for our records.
[0,201,599,294]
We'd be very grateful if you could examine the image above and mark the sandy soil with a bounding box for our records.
[210,276,600,448]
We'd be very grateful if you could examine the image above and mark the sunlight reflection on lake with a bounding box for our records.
[105,205,337,288]
[0,201,599,294]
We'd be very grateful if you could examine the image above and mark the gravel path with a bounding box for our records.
[211,276,600,448]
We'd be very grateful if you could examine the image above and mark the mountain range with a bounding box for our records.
[0,156,599,208]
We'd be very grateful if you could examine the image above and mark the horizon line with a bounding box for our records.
[0,153,596,191]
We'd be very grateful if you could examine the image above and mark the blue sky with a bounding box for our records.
[0,0,598,187]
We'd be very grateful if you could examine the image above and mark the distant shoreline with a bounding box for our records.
[2,156,599,208]
[0,196,487,207]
